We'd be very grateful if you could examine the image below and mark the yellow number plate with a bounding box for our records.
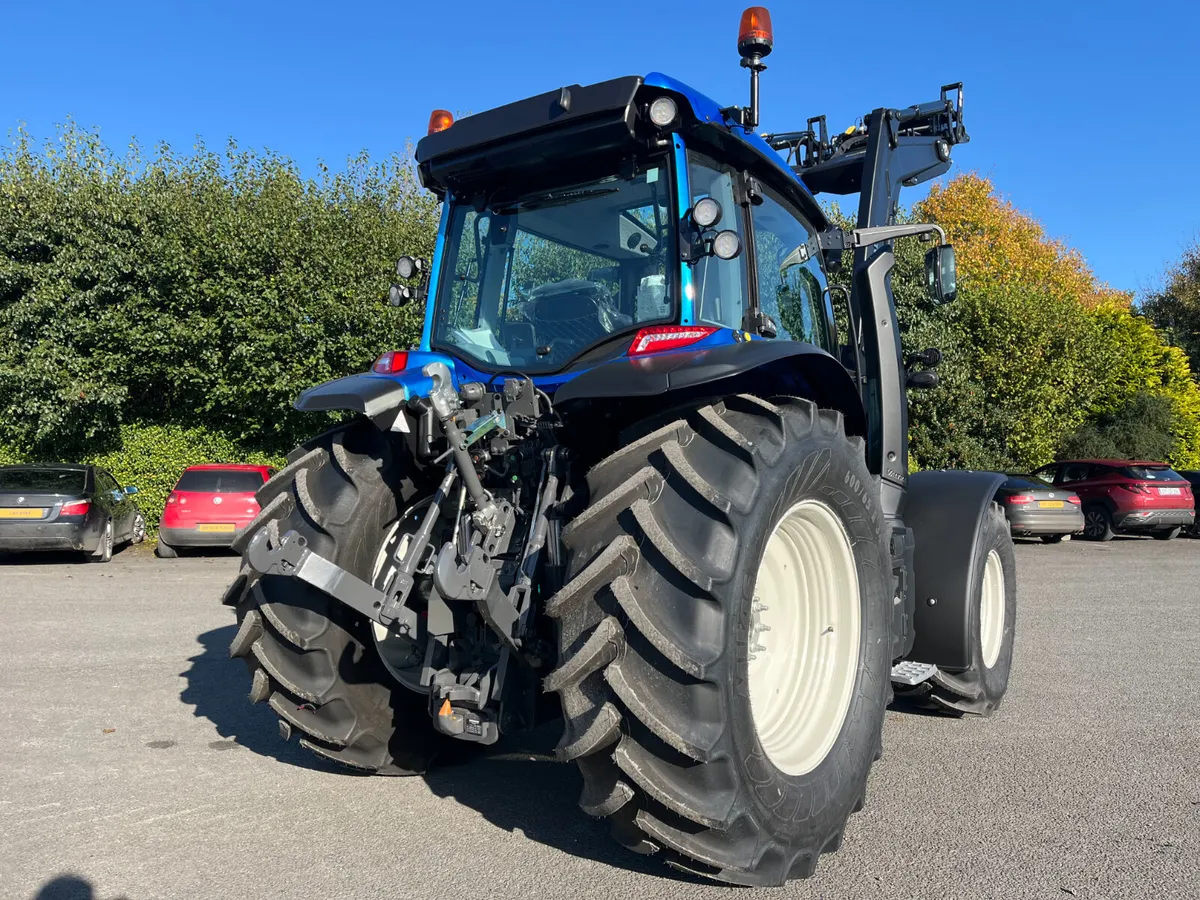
[0,508,44,519]
[1039,500,1065,509]
[196,523,237,533]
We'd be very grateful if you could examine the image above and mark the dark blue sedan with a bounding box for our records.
[0,464,146,562]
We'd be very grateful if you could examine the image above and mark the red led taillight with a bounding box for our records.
[372,351,409,374]
[1005,494,1033,505]
[1067,495,1081,505]
[60,499,90,516]
[628,326,718,356]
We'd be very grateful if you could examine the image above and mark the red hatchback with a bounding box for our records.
[1032,459,1195,541]
[156,464,275,557]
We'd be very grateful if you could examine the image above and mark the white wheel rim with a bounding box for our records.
[747,499,861,777]
[979,549,1005,669]
[370,504,430,693]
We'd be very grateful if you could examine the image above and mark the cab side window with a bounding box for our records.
[687,151,748,330]
[750,185,834,352]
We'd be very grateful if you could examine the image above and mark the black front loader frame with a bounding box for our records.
[768,84,967,507]
[766,86,998,669]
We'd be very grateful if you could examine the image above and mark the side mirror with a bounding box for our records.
[907,370,940,389]
[124,485,139,495]
[924,244,958,303]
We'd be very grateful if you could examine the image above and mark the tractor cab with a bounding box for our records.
[406,70,839,379]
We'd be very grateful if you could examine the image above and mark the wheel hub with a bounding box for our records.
[747,499,861,777]
[979,549,1005,668]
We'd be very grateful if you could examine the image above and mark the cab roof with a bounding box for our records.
[415,72,824,228]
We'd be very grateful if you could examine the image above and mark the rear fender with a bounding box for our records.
[905,469,1006,670]
[553,340,867,437]
[293,351,463,430]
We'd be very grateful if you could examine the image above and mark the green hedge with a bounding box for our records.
[1,423,282,532]
[0,124,434,461]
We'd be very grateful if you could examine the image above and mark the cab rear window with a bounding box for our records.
[175,470,265,493]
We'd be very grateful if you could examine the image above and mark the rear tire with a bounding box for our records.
[155,538,178,559]
[1152,527,1180,541]
[1039,533,1066,544]
[548,395,890,885]
[1082,505,1114,541]
[89,520,113,563]
[224,420,442,774]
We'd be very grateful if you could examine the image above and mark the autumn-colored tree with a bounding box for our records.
[918,174,1130,309]
[831,174,1200,470]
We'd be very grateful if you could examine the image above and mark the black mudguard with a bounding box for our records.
[904,469,1006,670]
[294,373,406,424]
[554,340,868,437]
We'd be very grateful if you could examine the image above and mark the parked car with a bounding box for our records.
[157,464,275,558]
[0,464,145,562]
[1179,471,1200,537]
[995,473,1084,542]
[1032,459,1196,541]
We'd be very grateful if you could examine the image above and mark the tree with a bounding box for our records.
[1141,239,1200,377]
[918,174,1131,309]
[1059,392,1176,462]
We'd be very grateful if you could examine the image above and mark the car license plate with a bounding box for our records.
[1158,487,1181,496]
[0,507,44,519]
[1038,500,1064,509]
[197,523,236,533]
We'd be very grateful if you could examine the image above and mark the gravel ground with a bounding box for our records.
[1,536,1198,900]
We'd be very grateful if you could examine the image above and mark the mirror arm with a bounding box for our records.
[850,223,947,248]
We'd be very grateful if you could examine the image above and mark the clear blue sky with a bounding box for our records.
[3,0,1197,296]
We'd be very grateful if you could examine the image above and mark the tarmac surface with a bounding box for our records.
[2,536,1198,899]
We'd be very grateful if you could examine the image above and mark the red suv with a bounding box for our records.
[156,464,275,558]
[1032,459,1195,541]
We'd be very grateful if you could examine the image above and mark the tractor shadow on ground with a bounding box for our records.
[180,624,351,774]
[424,727,707,883]
[181,625,702,882]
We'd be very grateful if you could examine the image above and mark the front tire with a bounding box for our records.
[547,395,890,885]
[224,420,442,774]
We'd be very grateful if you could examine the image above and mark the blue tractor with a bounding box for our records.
[227,7,1016,885]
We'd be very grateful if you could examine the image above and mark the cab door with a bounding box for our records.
[747,182,836,352]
